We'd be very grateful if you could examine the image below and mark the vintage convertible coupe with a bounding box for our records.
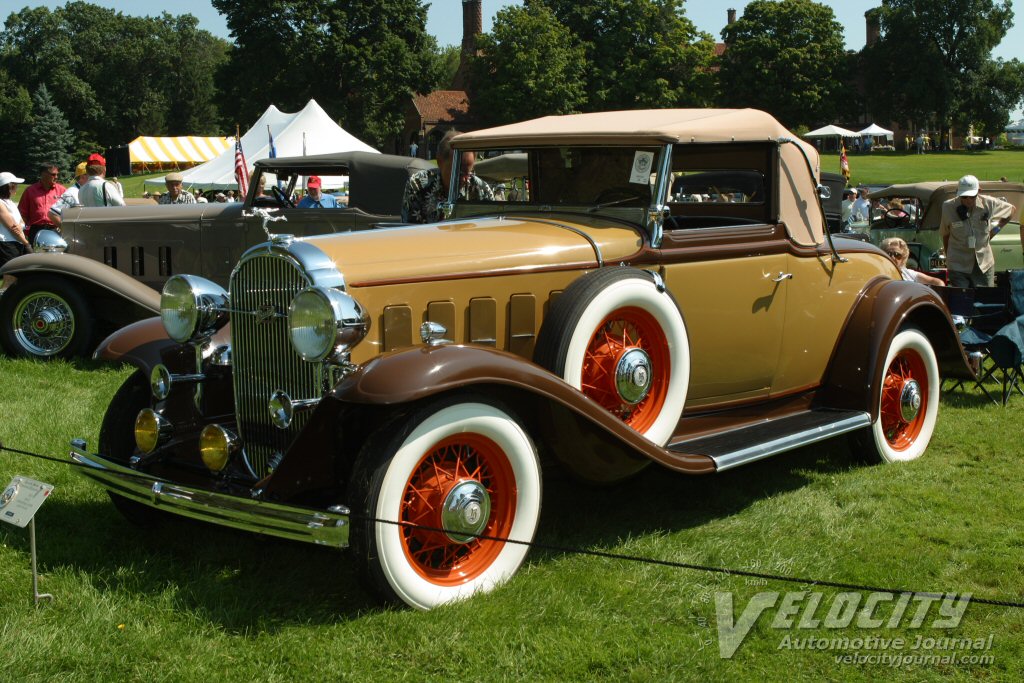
[0,151,430,359]
[70,109,968,610]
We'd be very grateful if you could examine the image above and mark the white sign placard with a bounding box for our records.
[0,477,54,528]
[629,151,655,185]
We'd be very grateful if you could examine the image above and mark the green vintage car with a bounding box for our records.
[850,181,1024,275]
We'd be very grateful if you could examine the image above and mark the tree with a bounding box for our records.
[863,0,1016,138]
[535,0,718,111]
[0,66,32,174]
[212,0,440,148]
[0,2,229,153]
[470,4,587,127]
[959,58,1024,138]
[717,0,847,129]
[25,83,74,178]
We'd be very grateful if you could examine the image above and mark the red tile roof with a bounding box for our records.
[412,91,471,124]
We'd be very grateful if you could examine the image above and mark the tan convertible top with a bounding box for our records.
[454,109,803,147]
[456,109,825,247]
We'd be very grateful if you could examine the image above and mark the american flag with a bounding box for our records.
[234,132,249,197]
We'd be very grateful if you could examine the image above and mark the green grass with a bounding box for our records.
[1,357,1022,681]
[821,148,1024,186]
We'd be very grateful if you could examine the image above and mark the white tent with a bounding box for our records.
[145,100,378,189]
[804,124,860,138]
[857,123,894,138]
[1006,119,1024,146]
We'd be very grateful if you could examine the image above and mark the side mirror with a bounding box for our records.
[817,184,832,200]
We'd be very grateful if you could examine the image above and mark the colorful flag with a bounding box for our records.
[234,127,249,197]
[267,125,277,158]
[840,140,850,183]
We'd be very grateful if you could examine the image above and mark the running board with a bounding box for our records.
[667,410,871,472]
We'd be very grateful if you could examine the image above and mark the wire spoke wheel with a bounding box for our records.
[580,307,670,434]
[12,291,76,356]
[400,433,516,585]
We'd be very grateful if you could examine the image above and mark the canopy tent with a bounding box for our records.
[804,124,860,138]
[145,99,378,190]
[857,123,894,138]
[1007,119,1024,146]
[128,136,230,171]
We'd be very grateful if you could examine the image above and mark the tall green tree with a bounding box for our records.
[863,0,1016,138]
[470,4,587,127]
[0,2,229,153]
[0,66,33,174]
[534,0,718,111]
[717,0,847,129]
[25,83,74,177]
[212,0,439,149]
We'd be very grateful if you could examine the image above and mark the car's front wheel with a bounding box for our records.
[0,276,95,359]
[851,328,940,463]
[349,398,541,610]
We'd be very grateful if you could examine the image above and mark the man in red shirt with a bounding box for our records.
[17,163,66,244]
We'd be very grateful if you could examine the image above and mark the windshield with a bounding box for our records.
[451,145,667,223]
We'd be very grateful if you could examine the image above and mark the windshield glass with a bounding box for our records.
[451,145,666,223]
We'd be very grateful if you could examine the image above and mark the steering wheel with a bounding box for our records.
[271,185,295,208]
[591,186,648,207]
[883,209,909,228]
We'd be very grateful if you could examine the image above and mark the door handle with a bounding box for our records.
[771,272,793,282]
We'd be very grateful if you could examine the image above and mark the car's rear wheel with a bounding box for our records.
[0,276,94,359]
[851,328,939,463]
[348,398,541,610]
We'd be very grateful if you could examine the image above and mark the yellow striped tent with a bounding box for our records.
[128,136,231,171]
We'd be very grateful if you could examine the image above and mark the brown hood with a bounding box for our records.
[304,216,644,287]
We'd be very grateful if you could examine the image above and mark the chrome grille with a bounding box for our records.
[230,254,319,477]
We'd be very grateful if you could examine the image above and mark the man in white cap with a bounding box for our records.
[939,174,1017,287]
[158,172,196,204]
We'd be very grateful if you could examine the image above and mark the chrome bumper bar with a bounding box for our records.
[69,439,349,548]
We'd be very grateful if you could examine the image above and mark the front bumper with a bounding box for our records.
[69,439,350,548]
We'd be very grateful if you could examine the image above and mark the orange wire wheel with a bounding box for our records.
[399,433,517,586]
[879,347,929,451]
[579,306,670,434]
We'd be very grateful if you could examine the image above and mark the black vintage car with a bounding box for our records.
[0,152,431,359]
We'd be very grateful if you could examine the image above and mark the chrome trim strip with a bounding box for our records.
[711,413,871,472]
[232,240,345,291]
[517,217,604,267]
[69,441,350,548]
[650,144,673,248]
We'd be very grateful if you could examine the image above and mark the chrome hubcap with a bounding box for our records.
[12,292,75,356]
[900,380,922,422]
[441,480,491,543]
[615,348,652,405]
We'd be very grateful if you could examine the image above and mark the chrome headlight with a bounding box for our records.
[32,229,67,253]
[287,286,369,362]
[161,275,229,343]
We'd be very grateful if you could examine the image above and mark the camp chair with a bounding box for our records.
[977,315,1024,406]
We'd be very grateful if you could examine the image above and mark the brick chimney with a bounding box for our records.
[452,0,483,90]
[727,8,737,25]
[865,8,881,47]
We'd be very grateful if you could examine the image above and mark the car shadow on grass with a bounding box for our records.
[6,438,862,628]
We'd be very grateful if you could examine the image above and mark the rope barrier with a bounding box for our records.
[2,442,1022,609]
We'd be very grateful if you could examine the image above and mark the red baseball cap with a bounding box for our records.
[87,153,106,166]
[306,175,322,188]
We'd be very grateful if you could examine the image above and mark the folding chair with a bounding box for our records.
[977,316,1024,406]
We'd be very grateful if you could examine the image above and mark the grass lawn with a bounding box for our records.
[0,357,1022,681]
[820,148,1024,186]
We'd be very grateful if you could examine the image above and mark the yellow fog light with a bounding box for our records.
[200,424,239,472]
[135,409,172,454]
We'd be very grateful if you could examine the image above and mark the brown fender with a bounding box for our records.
[819,278,969,421]
[329,343,715,474]
[93,317,231,376]
[0,252,160,313]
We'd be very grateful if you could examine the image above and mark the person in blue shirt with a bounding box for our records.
[297,176,337,208]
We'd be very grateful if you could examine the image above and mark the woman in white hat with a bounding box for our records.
[0,171,32,278]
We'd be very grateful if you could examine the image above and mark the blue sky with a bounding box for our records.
[18,1,1024,118]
